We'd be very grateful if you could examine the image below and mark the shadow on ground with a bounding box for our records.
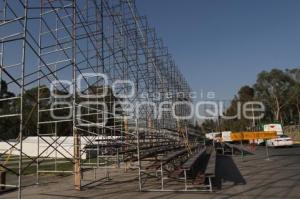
[214,155,246,189]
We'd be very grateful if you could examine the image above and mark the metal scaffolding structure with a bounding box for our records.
[0,0,199,198]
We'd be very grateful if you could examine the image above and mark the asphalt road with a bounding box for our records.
[1,145,300,199]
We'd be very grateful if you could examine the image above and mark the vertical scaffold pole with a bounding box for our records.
[72,0,81,191]
[18,0,28,198]
[136,119,142,191]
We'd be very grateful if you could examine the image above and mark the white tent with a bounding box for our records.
[0,136,119,159]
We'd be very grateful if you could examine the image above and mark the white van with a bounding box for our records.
[263,123,283,135]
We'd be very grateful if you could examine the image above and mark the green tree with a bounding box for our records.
[201,119,217,133]
[254,69,295,123]
[221,85,255,131]
[0,80,19,139]
[286,68,300,124]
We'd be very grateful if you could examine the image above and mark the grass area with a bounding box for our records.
[0,156,73,176]
[1,156,111,176]
[23,161,74,176]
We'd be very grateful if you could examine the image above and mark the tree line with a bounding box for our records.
[201,68,300,132]
[0,82,123,140]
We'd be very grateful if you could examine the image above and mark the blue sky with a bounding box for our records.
[136,0,300,100]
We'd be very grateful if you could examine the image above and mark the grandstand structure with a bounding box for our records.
[0,0,200,198]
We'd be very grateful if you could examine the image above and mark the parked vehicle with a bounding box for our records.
[221,131,232,142]
[255,123,284,145]
[263,123,283,135]
[266,135,293,147]
[205,131,232,142]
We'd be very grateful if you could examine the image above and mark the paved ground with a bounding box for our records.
[1,145,300,199]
